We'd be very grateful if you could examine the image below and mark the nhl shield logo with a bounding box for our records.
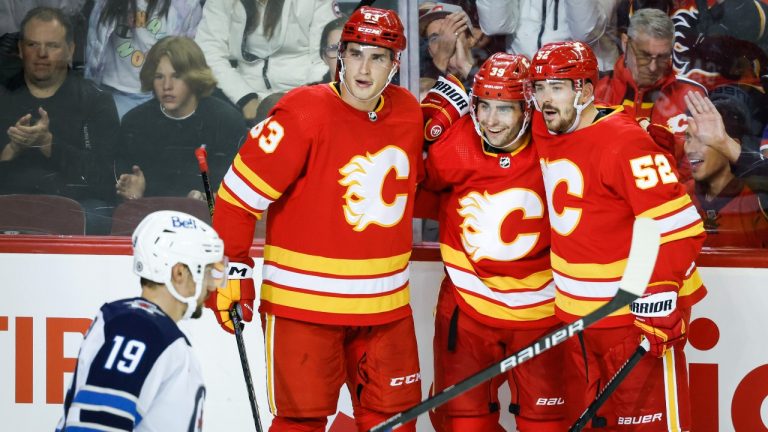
[499,156,511,168]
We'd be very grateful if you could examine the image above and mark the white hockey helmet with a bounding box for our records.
[132,210,225,320]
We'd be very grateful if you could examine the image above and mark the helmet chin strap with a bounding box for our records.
[338,57,399,104]
[165,273,202,321]
[564,90,593,134]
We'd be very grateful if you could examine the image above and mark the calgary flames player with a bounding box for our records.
[420,53,566,432]
[205,7,424,432]
[530,41,706,431]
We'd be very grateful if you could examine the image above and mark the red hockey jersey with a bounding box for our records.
[422,116,557,329]
[687,178,768,248]
[214,83,424,326]
[532,106,706,327]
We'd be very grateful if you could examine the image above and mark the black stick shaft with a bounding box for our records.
[568,342,649,432]
[368,290,640,432]
[231,305,264,432]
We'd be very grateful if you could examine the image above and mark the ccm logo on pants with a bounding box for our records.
[390,373,421,386]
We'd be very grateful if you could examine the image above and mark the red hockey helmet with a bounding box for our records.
[341,6,407,53]
[472,53,531,102]
[529,41,599,88]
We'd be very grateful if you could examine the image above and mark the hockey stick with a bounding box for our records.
[568,338,650,432]
[354,0,376,11]
[194,145,215,217]
[195,145,264,432]
[369,218,660,432]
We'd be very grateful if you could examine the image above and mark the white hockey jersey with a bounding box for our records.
[56,298,205,432]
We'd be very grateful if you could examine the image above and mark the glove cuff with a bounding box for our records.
[228,262,254,280]
[631,291,677,318]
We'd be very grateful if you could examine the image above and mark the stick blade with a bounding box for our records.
[619,217,661,297]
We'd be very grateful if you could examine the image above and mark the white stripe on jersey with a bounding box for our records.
[656,205,701,236]
[223,168,274,210]
[553,273,620,298]
[262,263,410,294]
[446,266,556,307]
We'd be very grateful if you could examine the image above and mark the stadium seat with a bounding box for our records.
[0,194,86,235]
[110,197,212,235]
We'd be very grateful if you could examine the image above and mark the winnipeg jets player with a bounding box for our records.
[56,210,226,431]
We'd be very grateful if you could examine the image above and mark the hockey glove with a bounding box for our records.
[205,260,256,334]
[631,291,686,357]
[422,74,470,143]
[646,122,676,156]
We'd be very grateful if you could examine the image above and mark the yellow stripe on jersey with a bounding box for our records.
[638,195,692,219]
[458,290,555,321]
[555,294,631,318]
[264,313,277,415]
[663,349,682,431]
[264,245,411,276]
[679,269,703,298]
[661,221,704,244]
[233,154,282,200]
[261,283,410,314]
[441,243,552,290]
[551,252,627,280]
[217,184,264,219]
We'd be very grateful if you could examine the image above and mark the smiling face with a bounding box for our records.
[533,79,580,134]
[685,127,731,184]
[153,55,197,118]
[476,98,525,150]
[339,42,396,111]
[19,17,73,87]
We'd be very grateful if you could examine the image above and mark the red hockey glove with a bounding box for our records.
[646,122,676,155]
[422,74,470,143]
[205,261,256,334]
[631,292,686,357]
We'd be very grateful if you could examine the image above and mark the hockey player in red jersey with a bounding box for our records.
[205,7,424,432]
[530,41,706,431]
[421,53,565,432]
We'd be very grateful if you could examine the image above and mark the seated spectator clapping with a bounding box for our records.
[0,7,119,233]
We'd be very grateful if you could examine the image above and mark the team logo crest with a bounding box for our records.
[429,125,443,139]
[499,156,511,168]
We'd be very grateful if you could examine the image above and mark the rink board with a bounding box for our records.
[0,238,767,431]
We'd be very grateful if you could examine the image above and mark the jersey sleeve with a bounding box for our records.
[59,309,186,431]
[604,133,705,295]
[213,100,313,262]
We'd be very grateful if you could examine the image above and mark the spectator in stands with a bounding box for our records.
[86,0,203,119]
[595,8,705,181]
[115,36,246,202]
[615,0,672,36]
[0,7,119,232]
[419,2,483,89]
[685,91,768,248]
[685,91,768,180]
[319,16,345,83]
[195,0,337,125]
[1,1,88,88]
[476,0,621,70]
